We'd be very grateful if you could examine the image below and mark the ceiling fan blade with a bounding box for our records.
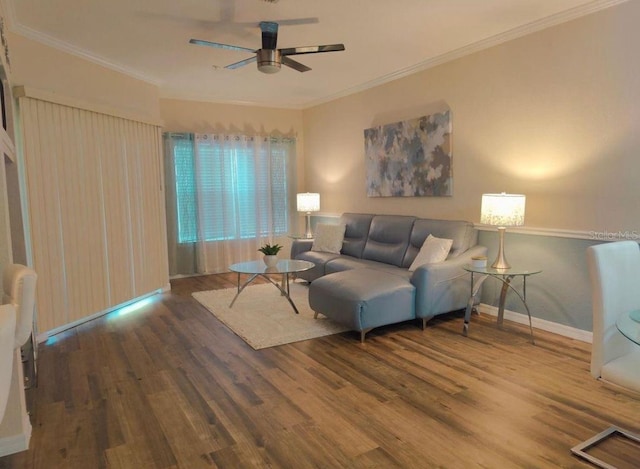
[189,39,255,53]
[282,56,311,73]
[234,17,318,28]
[225,56,258,70]
[266,17,319,26]
[280,44,345,56]
[260,21,279,50]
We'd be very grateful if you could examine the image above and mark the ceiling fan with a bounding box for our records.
[189,21,345,74]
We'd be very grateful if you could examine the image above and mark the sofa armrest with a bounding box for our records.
[291,239,314,259]
[410,245,488,319]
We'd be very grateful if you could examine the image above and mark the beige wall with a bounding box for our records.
[160,98,303,136]
[8,33,161,123]
[302,1,640,232]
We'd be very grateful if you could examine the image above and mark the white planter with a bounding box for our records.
[263,255,278,268]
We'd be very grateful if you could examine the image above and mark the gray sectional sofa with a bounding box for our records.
[291,213,487,341]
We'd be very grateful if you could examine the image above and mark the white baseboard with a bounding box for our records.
[0,415,31,457]
[36,288,165,343]
[478,303,592,343]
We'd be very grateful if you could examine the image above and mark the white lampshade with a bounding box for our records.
[297,193,320,213]
[480,193,525,269]
[481,193,526,227]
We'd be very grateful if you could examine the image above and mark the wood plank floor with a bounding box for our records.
[2,273,640,468]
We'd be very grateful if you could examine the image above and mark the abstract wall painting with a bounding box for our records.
[364,110,452,197]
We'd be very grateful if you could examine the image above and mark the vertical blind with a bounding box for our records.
[164,132,295,275]
[18,97,169,334]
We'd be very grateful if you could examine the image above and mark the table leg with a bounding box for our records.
[571,426,640,469]
[230,273,260,308]
[497,275,515,326]
[229,271,302,315]
[496,277,536,345]
[261,274,300,314]
[463,274,489,336]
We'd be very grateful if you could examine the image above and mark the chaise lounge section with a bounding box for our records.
[291,213,487,341]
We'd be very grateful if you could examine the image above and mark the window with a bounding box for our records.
[167,133,293,243]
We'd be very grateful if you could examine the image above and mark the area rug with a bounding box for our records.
[192,282,349,350]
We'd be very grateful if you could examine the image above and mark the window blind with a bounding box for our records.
[18,97,169,334]
[170,133,293,243]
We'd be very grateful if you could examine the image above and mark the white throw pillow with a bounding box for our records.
[408,234,453,271]
[311,223,346,254]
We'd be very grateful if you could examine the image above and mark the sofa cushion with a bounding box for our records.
[339,213,374,258]
[312,223,346,254]
[309,269,416,332]
[294,250,340,282]
[403,219,476,268]
[361,215,415,267]
[408,235,453,272]
[325,256,412,280]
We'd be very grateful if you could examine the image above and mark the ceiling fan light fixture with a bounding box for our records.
[257,49,281,73]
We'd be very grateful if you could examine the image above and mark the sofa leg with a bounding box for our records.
[313,312,319,319]
[420,316,433,330]
[360,328,372,343]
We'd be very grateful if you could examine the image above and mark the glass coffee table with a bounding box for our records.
[229,259,315,315]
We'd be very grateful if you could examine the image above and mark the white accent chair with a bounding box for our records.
[587,241,640,392]
[3,264,38,350]
[0,304,17,422]
[0,264,38,423]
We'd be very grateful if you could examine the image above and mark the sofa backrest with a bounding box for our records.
[361,215,416,267]
[339,213,374,258]
[402,219,478,268]
[336,213,478,268]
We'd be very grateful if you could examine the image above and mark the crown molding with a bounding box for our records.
[2,0,629,109]
[13,23,163,85]
[303,0,630,109]
[4,0,162,86]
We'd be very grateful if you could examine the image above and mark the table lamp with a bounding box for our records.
[480,192,526,269]
[297,192,320,238]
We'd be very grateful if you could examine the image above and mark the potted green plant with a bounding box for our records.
[258,243,283,268]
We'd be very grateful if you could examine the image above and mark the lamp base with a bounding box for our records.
[491,227,511,269]
[305,213,313,238]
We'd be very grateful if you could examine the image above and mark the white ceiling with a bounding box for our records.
[3,0,624,109]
